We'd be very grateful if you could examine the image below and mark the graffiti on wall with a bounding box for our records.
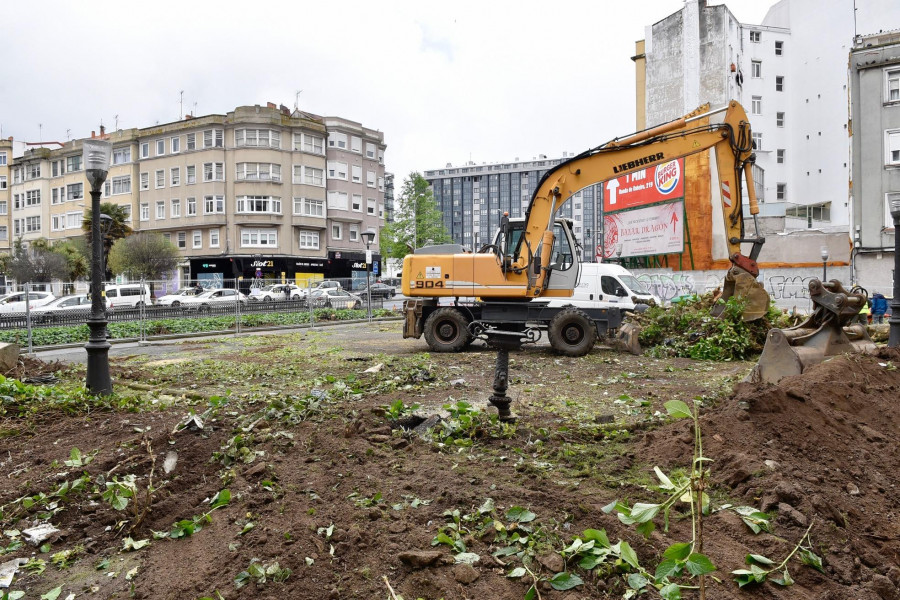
[766,276,815,301]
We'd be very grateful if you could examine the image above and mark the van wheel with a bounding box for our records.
[548,308,596,357]
[423,308,472,352]
[135,301,145,308]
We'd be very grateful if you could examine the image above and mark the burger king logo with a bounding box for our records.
[655,160,680,195]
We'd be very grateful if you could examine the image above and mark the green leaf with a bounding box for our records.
[772,568,794,586]
[635,520,656,538]
[478,498,495,514]
[659,583,682,600]
[524,585,537,600]
[732,565,768,587]
[7,592,26,600]
[664,400,692,419]
[627,573,649,590]
[506,506,536,523]
[746,553,775,566]
[582,528,611,548]
[685,553,716,576]
[122,537,150,551]
[549,572,583,591]
[655,558,681,582]
[663,542,692,561]
[40,587,62,600]
[619,541,640,570]
[654,466,675,489]
[507,567,526,578]
[629,503,661,523]
[210,489,231,509]
[798,548,825,572]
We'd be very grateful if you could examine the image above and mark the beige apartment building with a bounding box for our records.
[0,139,10,253]
[3,103,387,291]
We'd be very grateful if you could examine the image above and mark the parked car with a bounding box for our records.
[156,288,203,307]
[303,288,362,309]
[357,282,396,299]
[0,291,57,314]
[30,294,93,322]
[248,284,303,303]
[104,283,153,309]
[176,288,248,311]
[290,280,343,300]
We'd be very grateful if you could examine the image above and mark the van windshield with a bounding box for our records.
[618,275,651,295]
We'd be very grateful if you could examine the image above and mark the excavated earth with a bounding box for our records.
[0,322,898,600]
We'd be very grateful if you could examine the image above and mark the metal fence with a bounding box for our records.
[0,278,401,352]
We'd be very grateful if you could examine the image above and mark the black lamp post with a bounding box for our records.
[889,199,900,348]
[83,139,112,395]
[361,230,376,322]
[820,246,829,281]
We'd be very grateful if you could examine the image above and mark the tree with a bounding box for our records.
[82,202,133,280]
[107,232,180,294]
[0,239,68,284]
[380,172,453,261]
[51,238,90,294]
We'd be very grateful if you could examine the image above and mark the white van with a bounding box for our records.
[104,283,153,309]
[547,263,660,312]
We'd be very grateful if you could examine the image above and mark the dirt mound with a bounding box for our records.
[639,347,900,598]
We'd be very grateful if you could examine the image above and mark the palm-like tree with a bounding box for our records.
[82,202,133,280]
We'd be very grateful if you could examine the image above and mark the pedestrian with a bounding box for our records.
[858,299,871,325]
[194,282,203,294]
[871,293,888,324]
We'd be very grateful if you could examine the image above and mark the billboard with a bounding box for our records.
[603,158,684,212]
[603,201,684,259]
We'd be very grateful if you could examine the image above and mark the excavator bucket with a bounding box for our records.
[748,279,876,385]
[710,266,770,322]
[614,322,642,355]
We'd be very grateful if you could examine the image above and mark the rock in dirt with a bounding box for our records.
[869,574,900,600]
[243,462,268,478]
[22,524,59,546]
[0,343,19,373]
[537,552,565,573]
[452,563,480,584]
[776,502,808,527]
[398,550,445,568]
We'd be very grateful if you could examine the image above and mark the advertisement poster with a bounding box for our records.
[603,158,685,212]
[603,201,684,259]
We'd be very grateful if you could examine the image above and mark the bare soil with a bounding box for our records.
[1,322,899,600]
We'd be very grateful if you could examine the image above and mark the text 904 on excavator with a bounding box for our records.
[401,100,771,356]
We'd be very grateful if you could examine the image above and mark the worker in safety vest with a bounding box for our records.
[858,300,871,325]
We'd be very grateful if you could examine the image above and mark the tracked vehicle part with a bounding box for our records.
[749,279,876,384]
[615,323,642,355]
[710,265,770,322]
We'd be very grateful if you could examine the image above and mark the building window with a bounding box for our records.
[352,194,362,212]
[304,167,324,186]
[171,199,181,218]
[186,165,196,185]
[0,176,6,191]
[25,216,41,233]
[327,161,348,180]
[156,201,165,220]
[187,133,196,150]
[887,129,900,165]
[366,143,376,159]
[27,164,41,179]
[298,230,319,249]
[209,229,220,248]
[65,184,82,201]
[775,40,784,56]
[367,198,376,215]
[111,175,131,195]
[140,172,149,190]
[775,76,785,92]
[156,139,165,156]
[140,142,149,158]
[236,196,282,214]
[752,132,762,150]
[776,183,786,200]
[328,132,347,149]
[366,171,376,188]
[378,177,384,192]
[177,232,186,249]
[240,228,277,248]
[0,201,6,215]
[776,149,785,164]
[352,165,362,183]
[294,197,324,217]
[204,195,225,214]
[750,30,761,42]
[776,112,785,127]
[235,163,281,181]
[187,197,197,216]
[113,147,131,164]
[751,61,762,78]
[167,167,178,187]
[332,223,342,240]
[0,152,6,166]
[192,230,202,249]
[235,129,280,148]
[121,205,132,222]
[887,69,900,103]
[204,162,224,182]
[156,169,165,188]
[51,161,60,177]
[293,133,324,154]
[0,226,7,241]
[751,96,762,114]
[203,129,224,148]
[327,191,348,210]
[140,203,149,221]
[349,225,359,242]
[171,137,180,153]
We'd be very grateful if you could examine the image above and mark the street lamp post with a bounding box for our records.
[820,246,829,282]
[361,230,376,322]
[83,139,113,395]
[889,200,900,348]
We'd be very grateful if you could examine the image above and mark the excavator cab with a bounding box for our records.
[491,217,581,294]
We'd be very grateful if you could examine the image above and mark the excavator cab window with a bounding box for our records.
[548,223,574,270]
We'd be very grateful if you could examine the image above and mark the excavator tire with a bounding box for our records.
[548,308,597,357]
[423,308,472,352]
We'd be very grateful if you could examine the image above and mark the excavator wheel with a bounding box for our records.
[423,308,473,352]
[548,308,597,357]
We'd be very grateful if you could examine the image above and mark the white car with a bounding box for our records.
[176,288,248,310]
[30,294,93,322]
[248,284,303,303]
[0,291,57,314]
[304,288,362,309]
[156,288,203,307]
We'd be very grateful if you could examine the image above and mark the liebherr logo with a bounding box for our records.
[612,152,665,174]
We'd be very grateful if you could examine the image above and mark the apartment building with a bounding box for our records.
[0,139,10,255]
[3,103,387,290]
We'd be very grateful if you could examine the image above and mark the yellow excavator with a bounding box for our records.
[402,100,771,356]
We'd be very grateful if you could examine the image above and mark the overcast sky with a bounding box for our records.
[1,0,895,185]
